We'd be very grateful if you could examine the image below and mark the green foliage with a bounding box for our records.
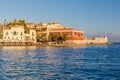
[62,34,68,42]
[48,35,52,42]
[8,22,15,27]
[52,34,58,42]
[24,25,29,33]
[19,20,25,26]
[48,34,58,42]
[48,34,68,43]
[7,19,26,27]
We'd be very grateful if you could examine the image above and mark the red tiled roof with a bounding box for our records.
[50,27,84,33]
[3,27,10,30]
[50,27,73,30]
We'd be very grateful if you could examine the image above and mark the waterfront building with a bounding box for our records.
[3,26,24,41]
[1,19,108,45]
[3,20,36,45]
[49,27,84,43]
[36,22,63,42]
[36,23,48,42]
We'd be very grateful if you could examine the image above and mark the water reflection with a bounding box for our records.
[0,46,38,79]
[0,46,65,79]
[0,45,118,80]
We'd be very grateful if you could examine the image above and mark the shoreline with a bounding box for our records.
[0,42,112,47]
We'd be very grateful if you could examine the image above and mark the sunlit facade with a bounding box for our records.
[49,27,84,43]
[36,22,63,41]
[3,25,36,43]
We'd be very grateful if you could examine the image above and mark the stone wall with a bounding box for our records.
[66,36,108,44]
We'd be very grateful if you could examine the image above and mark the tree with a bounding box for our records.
[52,34,58,42]
[62,34,68,42]
[18,20,30,33]
[8,22,15,27]
[57,36,63,44]
[24,25,29,33]
[19,19,25,26]
[48,35,52,42]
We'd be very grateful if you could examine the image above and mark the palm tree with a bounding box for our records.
[19,19,25,26]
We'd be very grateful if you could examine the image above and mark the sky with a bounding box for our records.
[0,0,120,42]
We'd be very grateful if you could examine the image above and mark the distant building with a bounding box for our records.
[49,27,84,43]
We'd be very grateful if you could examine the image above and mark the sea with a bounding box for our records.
[0,43,120,80]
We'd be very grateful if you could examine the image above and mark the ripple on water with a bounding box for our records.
[0,44,120,79]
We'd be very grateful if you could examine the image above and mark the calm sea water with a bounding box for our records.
[0,43,120,80]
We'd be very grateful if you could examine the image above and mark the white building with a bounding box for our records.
[3,25,36,44]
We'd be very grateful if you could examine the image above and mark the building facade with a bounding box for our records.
[3,25,36,44]
[36,22,63,42]
[49,27,84,43]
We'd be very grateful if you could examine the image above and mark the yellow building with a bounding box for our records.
[36,22,63,42]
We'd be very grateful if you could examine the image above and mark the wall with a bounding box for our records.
[3,26,24,41]
[66,36,108,44]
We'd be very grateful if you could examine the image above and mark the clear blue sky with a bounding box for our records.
[0,0,120,41]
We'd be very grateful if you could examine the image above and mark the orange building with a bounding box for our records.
[49,27,84,43]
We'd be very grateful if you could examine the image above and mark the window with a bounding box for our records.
[6,32,8,35]
[32,37,35,41]
[78,33,80,37]
[21,32,23,36]
[41,28,47,31]
[32,32,34,36]
[12,31,17,36]
[8,37,10,39]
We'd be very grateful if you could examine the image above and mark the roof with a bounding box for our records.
[26,22,35,25]
[49,27,84,33]
[3,27,10,30]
